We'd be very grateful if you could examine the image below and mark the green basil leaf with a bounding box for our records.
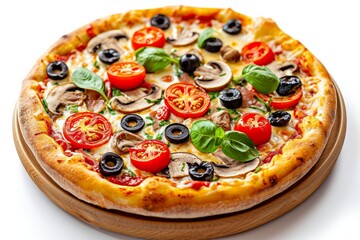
[240,64,279,94]
[190,120,224,153]
[135,47,178,73]
[72,68,109,102]
[221,131,259,162]
[197,28,217,48]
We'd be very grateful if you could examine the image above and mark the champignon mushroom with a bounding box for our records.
[270,61,299,77]
[212,150,259,177]
[220,45,241,63]
[45,83,86,116]
[168,152,202,178]
[166,25,199,46]
[110,84,162,113]
[194,60,232,91]
[111,130,144,155]
[210,110,231,131]
[86,30,128,54]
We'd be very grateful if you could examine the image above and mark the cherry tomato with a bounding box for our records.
[107,62,146,91]
[129,140,171,173]
[155,105,170,120]
[63,112,112,149]
[131,27,166,50]
[234,112,271,146]
[241,41,275,65]
[254,87,303,109]
[164,83,210,118]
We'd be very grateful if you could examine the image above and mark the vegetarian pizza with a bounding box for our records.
[17,6,336,218]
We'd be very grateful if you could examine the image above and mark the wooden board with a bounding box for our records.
[13,84,346,240]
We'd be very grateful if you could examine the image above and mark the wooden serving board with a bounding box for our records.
[13,85,346,240]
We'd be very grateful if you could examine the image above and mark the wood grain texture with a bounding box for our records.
[13,84,346,240]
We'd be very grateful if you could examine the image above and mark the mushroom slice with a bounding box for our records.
[210,110,231,131]
[194,60,232,91]
[45,83,86,116]
[166,25,199,46]
[212,150,259,177]
[111,130,144,155]
[111,84,162,113]
[168,152,202,178]
[270,61,299,77]
[86,30,128,54]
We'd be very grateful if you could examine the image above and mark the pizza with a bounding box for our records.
[17,6,336,219]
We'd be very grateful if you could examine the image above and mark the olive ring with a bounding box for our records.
[46,61,69,80]
[121,114,145,133]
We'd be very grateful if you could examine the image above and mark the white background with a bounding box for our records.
[1,0,359,239]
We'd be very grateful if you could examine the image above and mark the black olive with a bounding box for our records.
[276,75,302,96]
[179,54,201,73]
[269,111,291,126]
[188,162,214,181]
[120,114,145,133]
[164,123,190,144]
[219,88,242,109]
[98,48,120,64]
[150,14,171,30]
[99,152,124,176]
[203,38,223,53]
[46,61,68,80]
[223,19,242,35]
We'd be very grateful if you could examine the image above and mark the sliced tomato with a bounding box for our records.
[254,87,303,109]
[131,27,166,50]
[129,140,171,173]
[241,41,275,65]
[234,112,271,146]
[63,112,112,149]
[164,83,210,118]
[155,105,170,120]
[107,62,146,91]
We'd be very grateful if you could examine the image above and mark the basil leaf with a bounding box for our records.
[240,64,279,94]
[135,47,178,73]
[221,131,259,162]
[190,120,224,153]
[72,68,109,102]
[197,28,216,48]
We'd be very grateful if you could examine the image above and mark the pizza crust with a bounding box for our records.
[17,6,336,218]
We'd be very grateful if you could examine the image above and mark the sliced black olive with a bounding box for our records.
[179,54,201,73]
[203,38,223,53]
[165,123,190,144]
[120,114,145,133]
[99,152,124,176]
[269,111,291,126]
[46,61,68,80]
[188,162,214,181]
[150,14,171,30]
[219,88,242,109]
[276,75,302,96]
[98,48,120,64]
[223,19,242,35]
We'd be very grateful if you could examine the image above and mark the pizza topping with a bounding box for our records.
[131,27,166,50]
[45,83,86,115]
[219,88,242,109]
[135,47,178,73]
[155,105,170,120]
[194,60,232,91]
[98,49,120,65]
[164,123,190,144]
[220,45,241,63]
[63,112,112,149]
[167,152,201,178]
[107,62,146,91]
[120,114,145,133]
[241,41,275,65]
[222,19,242,35]
[275,61,298,76]
[111,130,144,155]
[111,84,162,113]
[268,111,291,126]
[210,110,231,131]
[150,14,171,30]
[99,152,124,176]
[276,75,302,96]
[86,29,128,54]
[46,61,69,80]
[166,25,199,46]
[203,38,223,53]
[188,161,214,181]
[179,53,201,74]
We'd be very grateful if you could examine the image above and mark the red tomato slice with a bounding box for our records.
[234,112,271,146]
[155,105,170,120]
[107,62,146,91]
[129,140,171,173]
[131,27,166,50]
[241,41,275,65]
[164,83,210,118]
[63,112,112,149]
[254,87,303,109]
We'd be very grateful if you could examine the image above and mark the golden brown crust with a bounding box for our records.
[18,6,336,218]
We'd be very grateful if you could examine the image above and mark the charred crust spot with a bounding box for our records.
[61,34,68,39]
[269,175,278,186]
[296,157,305,163]
[56,159,63,163]
[143,193,166,211]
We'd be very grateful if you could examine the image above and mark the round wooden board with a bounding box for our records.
[13,84,346,240]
